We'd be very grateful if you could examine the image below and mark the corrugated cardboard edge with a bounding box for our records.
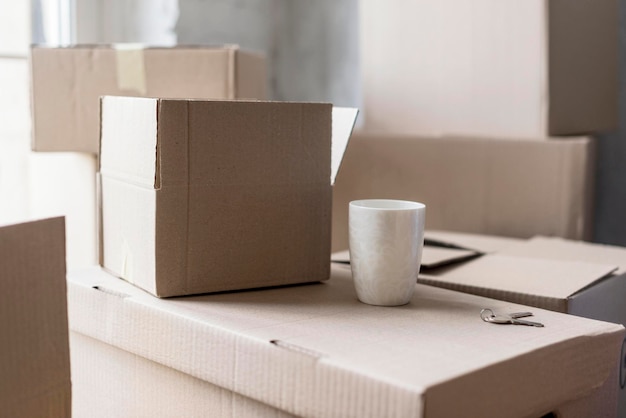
[423,331,624,418]
[67,273,425,417]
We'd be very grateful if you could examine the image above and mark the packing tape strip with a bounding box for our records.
[114,44,147,95]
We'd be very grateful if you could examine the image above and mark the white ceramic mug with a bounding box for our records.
[349,199,426,306]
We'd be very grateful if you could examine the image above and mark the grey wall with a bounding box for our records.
[593,0,626,246]
[176,0,360,107]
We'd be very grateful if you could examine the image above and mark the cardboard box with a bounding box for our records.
[70,332,293,418]
[0,217,71,417]
[360,0,618,138]
[332,133,594,251]
[99,96,356,297]
[67,264,624,417]
[28,152,98,269]
[412,230,626,415]
[30,44,267,153]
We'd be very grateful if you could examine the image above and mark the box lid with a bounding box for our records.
[68,264,624,418]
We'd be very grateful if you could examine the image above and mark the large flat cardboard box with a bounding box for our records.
[30,44,267,153]
[361,0,618,138]
[67,264,624,417]
[100,96,355,297]
[332,133,594,251]
[413,230,626,415]
[0,218,71,417]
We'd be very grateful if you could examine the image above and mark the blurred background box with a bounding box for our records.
[332,133,595,252]
[30,44,267,153]
[0,217,70,418]
[360,0,618,138]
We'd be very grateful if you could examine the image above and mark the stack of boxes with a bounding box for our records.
[5,2,626,415]
[334,0,618,245]
[333,0,626,414]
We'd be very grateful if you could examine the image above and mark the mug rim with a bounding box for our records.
[349,199,425,211]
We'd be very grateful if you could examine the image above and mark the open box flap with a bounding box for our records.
[331,107,359,185]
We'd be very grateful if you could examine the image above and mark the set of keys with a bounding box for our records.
[480,308,544,327]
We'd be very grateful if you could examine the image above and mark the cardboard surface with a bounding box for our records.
[100,97,356,297]
[501,236,626,275]
[332,133,594,251]
[71,332,294,418]
[0,218,71,417]
[360,0,617,137]
[30,45,267,153]
[68,264,624,418]
[414,232,626,415]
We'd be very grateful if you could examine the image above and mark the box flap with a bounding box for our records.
[419,254,617,312]
[68,264,623,417]
[99,96,159,188]
[501,235,626,275]
[331,107,358,185]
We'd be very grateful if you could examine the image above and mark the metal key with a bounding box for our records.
[480,309,544,327]
[487,314,544,327]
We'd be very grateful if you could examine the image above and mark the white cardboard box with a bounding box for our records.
[68,264,624,417]
[0,217,71,417]
[28,153,98,269]
[360,0,618,138]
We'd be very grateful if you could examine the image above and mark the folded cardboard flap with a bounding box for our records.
[419,254,617,312]
[68,265,625,417]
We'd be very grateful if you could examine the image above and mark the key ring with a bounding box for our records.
[480,308,494,322]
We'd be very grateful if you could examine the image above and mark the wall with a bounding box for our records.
[593,0,626,246]
[175,0,360,107]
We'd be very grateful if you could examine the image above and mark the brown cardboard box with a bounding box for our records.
[30,44,267,153]
[99,96,356,297]
[0,217,71,417]
[332,133,594,251]
[412,230,626,415]
[360,0,618,137]
[67,264,624,417]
